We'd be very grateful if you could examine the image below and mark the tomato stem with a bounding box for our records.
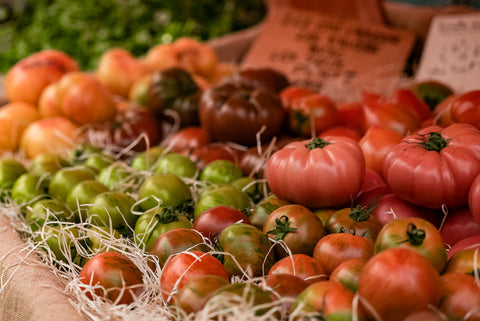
[399,223,426,246]
[267,215,297,241]
[305,137,331,150]
[349,205,374,222]
[420,132,449,152]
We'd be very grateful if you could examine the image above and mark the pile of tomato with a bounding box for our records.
[2,42,480,321]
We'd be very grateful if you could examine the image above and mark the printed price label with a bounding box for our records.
[241,8,415,99]
[416,12,480,93]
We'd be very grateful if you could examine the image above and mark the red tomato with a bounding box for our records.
[266,136,365,208]
[318,126,362,142]
[358,126,404,177]
[373,193,443,228]
[190,142,245,170]
[335,101,365,136]
[444,248,480,275]
[288,93,338,137]
[354,168,391,207]
[374,217,447,272]
[329,257,368,293]
[268,254,327,284]
[449,90,480,130]
[440,207,480,248]
[263,204,325,257]
[390,88,432,122]
[439,272,480,320]
[279,85,314,109]
[164,126,210,155]
[291,280,366,319]
[432,94,458,127]
[193,205,251,242]
[262,274,309,315]
[357,248,442,321]
[468,174,480,225]
[78,251,144,305]
[383,124,480,209]
[312,233,375,275]
[160,250,229,302]
[447,235,480,260]
[361,91,421,135]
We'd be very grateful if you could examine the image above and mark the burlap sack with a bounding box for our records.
[0,215,85,321]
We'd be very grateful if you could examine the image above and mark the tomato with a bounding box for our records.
[358,125,404,177]
[250,194,290,230]
[193,205,251,242]
[354,168,391,207]
[325,205,383,242]
[198,80,286,146]
[86,106,163,154]
[48,165,97,202]
[217,223,275,277]
[329,257,368,293]
[335,101,365,136]
[194,184,252,219]
[263,204,325,257]
[266,136,365,209]
[373,193,443,228]
[383,124,480,209]
[440,207,480,248]
[29,152,68,177]
[199,159,244,184]
[190,142,245,171]
[25,198,75,231]
[361,91,421,135]
[0,158,27,195]
[288,93,339,137]
[313,233,375,275]
[357,247,442,321]
[390,88,432,122]
[86,191,137,234]
[134,206,193,252]
[262,274,309,316]
[66,179,109,220]
[444,248,480,275]
[163,126,210,155]
[5,49,79,105]
[172,274,229,314]
[268,254,326,284]
[375,217,447,272]
[318,126,362,142]
[432,94,458,127]
[447,235,480,260]
[35,224,79,263]
[469,174,480,225]
[11,173,49,205]
[439,272,480,320]
[231,176,267,204]
[230,67,290,93]
[410,79,454,110]
[137,173,192,211]
[79,251,143,305]
[402,310,445,321]
[160,250,229,302]
[148,228,209,269]
[280,86,315,108]
[291,280,365,320]
[155,152,198,179]
[129,146,166,171]
[447,90,480,130]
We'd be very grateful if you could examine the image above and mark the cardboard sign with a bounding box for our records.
[415,12,480,94]
[241,8,416,100]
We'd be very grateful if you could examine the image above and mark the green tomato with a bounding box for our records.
[129,146,166,171]
[68,143,103,165]
[11,173,49,206]
[85,225,123,253]
[134,207,193,251]
[25,198,75,231]
[35,225,79,263]
[155,152,197,178]
[200,159,243,184]
[231,176,268,204]
[48,165,96,201]
[137,173,192,211]
[218,223,275,277]
[194,184,252,219]
[29,153,68,177]
[83,153,116,173]
[86,191,137,234]
[250,194,290,230]
[0,158,27,199]
[97,161,139,193]
[66,180,109,221]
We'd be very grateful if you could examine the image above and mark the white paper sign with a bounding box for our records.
[416,13,480,93]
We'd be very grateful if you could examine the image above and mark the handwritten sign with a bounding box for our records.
[415,12,480,94]
[241,8,415,99]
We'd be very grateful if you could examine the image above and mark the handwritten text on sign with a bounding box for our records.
[416,13,480,93]
[242,9,415,96]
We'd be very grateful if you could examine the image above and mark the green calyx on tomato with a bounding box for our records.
[419,132,450,152]
[398,223,426,247]
[349,205,374,222]
[305,137,331,150]
[267,215,298,241]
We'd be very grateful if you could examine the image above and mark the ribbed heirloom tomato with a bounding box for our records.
[383,123,480,209]
[266,136,365,209]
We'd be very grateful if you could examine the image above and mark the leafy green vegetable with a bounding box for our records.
[0,0,266,73]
